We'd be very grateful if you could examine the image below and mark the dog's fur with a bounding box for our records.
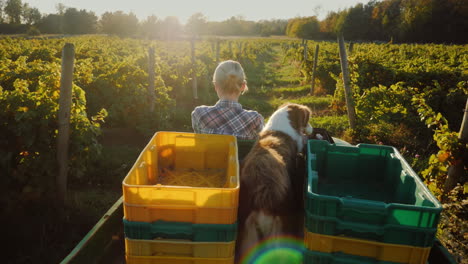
[237,103,312,258]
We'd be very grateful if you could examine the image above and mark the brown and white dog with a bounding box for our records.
[237,103,313,259]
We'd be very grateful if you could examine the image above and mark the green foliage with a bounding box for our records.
[412,94,466,194]
[436,185,468,263]
[356,83,412,123]
[0,72,103,198]
[0,36,178,199]
[311,115,349,137]
[271,95,333,112]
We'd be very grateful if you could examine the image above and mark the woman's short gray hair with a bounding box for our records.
[213,60,248,94]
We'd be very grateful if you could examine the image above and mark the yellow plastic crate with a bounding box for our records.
[125,238,235,258]
[122,132,239,225]
[304,231,431,264]
[126,255,234,264]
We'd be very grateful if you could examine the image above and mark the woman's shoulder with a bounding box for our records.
[241,108,264,121]
[194,104,211,109]
[241,107,262,115]
[192,104,213,114]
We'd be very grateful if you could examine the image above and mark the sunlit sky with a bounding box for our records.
[26,0,370,23]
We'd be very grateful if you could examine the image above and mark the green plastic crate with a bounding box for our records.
[123,219,237,242]
[304,250,400,264]
[306,140,442,246]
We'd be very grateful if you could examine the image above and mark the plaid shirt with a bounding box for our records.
[191,100,264,140]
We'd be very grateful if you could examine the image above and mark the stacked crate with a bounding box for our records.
[122,132,239,264]
[304,140,442,264]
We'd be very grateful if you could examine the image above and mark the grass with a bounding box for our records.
[270,95,333,113]
[271,85,311,97]
[311,115,349,137]
[239,94,276,117]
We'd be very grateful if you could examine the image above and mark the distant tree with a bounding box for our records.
[185,12,207,36]
[399,0,434,42]
[257,19,288,36]
[63,8,97,34]
[372,0,402,41]
[286,17,320,39]
[339,3,374,40]
[20,2,27,23]
[4,0,22,24]
[257,20,273,36]
[161,16,182,39]
[22,4,41,25]
[220,16,243,35]
[0,0,5,23]
[364,0,382,40]
[37,14,62,34]
[399,0,467,43]
[140,15,161,39]
[56,3,66,15]
[100,11,139,37]
[318,0,468,43]
[333,10,348,34]
[319,12,340,39]
[441,0,468,43]
[203,16,261,36]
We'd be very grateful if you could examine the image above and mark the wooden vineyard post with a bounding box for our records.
[303,40,308,61]
[349,42,354,54]
[238,42,243,62]
[216,39,220,63]
[56,43,75,204]
[310,44,319,95]
[338,34,357,130]
[459,98,468,140]
[191,38,198,100]
[148,47,156,113]
[444,98,468,194]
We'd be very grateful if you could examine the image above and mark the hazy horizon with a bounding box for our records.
[25,0,371,23]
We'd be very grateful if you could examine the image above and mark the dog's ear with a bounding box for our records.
[286,104,311,133]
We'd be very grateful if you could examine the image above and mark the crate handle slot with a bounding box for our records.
[336,219,386,236]
[149,221,194,239]
[340,198,388,216]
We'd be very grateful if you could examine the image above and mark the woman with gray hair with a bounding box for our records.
[191,60,264,140]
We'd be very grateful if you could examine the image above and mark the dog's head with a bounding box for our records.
[263,103,313,151]
[282,103,313,135]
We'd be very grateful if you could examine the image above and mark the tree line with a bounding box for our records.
[287,0,467,43]
[0,0,466,43]
[0,0,288,38]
